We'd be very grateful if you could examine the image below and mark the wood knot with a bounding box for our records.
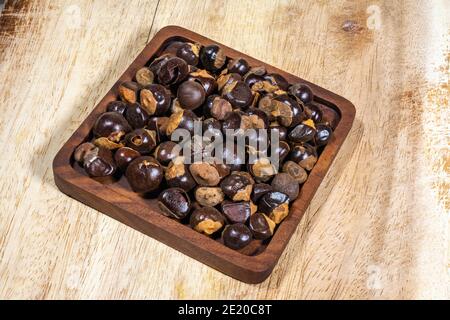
[342,20,364,33]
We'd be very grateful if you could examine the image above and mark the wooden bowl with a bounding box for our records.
[53,26,355,283]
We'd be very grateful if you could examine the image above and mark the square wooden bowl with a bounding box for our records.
[53,26,355,283]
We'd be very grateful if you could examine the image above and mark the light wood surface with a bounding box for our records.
[0,0,448,299]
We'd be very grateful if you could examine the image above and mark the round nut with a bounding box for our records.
[271,173,299,201]
[282,161,308,184]
[220,200,255,224]
[165,157,197,192]
[158,187,191,219]
[258,191,290,224]
[74,142,96,163]
[135,67,154,86]
[194,187,225,207]
[189,162,221,186]
[220,174,253,202]
[125,156,163,193]
[249,212,276,240]
[222,223,252,250]
[190,207,225,235]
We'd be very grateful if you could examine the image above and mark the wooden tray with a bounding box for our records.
[53,25,355,283]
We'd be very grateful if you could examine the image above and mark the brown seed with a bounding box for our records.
[125,156,163,193]
[74,142,96,163]
[93,136,124,150]
[194,187,225,207]
[210,96,233,121]
[158,187,191,219]
[248,157,277,183]
[258,191,290,224]
[220,174,253,202]
[114,147,141,170]
[249,212,275,240]
[139,88,158,115]
[135,67,154,86]
[189,162,221,187]
[165,157,197,192]
[282,161,308,184]
[83,147,117,177]
[221,200,252,224]
[271,173,299,201]
[118,81,140,104]
[177,81,206,110]
[190,207,225,235]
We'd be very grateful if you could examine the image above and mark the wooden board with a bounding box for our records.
[0,0,448,298]
[52,26,355,283]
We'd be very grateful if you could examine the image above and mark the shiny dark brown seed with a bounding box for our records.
[186,69,217,96]
[269,125,288,141]
[258,94,304,128]
[288,120,316,143]
[222,111,243,132]
[227,58,250,76]
[140,84,171,116]
[217,73,242,92]
[147,116,169,142]
[83,147,117,177]
[222,223,252,250]
[125,103,149,129]
[176,42,201,66]
[162,41,185,55]
[220,200,252,224]
[314,124,333,146]
[204,95,233,121]
[258,191,290,224]
[244,73,265,90]
[202,117,223,134]
[165,109,197,137]
[289,83,314,104]
[305,103,323,123]
[158,188,191,219]
[190,207,225,235]
[154,141,181,166]
[270,140,290,164]
[74,142,96,163]
[125,156,163,193]
[251,183,273,204]
[148,53,174,74]
[242,108,269,129]
[249,212,275,240]
[177,81,206,110]
[165,158,197,192]
[114,147,140,171]
[220,174,253,201]
[93,112,131,138]
[157,57,189,85]
[106,101,128,115]
[222,80,253,108]
[264,73,289,91]
[200,44,226,73]
[124,128,157,154]
[289,143,318,171]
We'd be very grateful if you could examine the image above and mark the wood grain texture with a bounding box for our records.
[0,0,448,299]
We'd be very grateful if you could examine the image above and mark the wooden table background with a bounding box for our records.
[0,0,448,299]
